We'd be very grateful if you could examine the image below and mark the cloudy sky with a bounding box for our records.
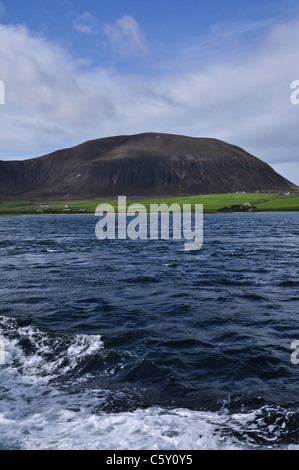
[0,0,299,184]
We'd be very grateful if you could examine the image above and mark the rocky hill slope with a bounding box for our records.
[0,133,294,201]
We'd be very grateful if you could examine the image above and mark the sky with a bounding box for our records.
[0,0,299,184]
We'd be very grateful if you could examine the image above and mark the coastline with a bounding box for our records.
[1,210,299,217]
[1,192,299,216]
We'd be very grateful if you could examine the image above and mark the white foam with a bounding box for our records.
[0,316,104,382]
[0,316,296,450]
[0,399,246,450]
[67,335,104,368]
[2,395,294,451]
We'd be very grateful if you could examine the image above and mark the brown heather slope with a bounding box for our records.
[0,132,295,201]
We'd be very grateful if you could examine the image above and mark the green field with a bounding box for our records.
[1,192,299,215]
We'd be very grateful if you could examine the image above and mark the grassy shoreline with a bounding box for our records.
[1,192,299,216]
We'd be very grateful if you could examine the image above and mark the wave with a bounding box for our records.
[0,315,104,382]
[0,398,299,450]
[0,315,298,450]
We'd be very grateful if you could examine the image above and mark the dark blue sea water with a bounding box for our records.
[0,212,298,450]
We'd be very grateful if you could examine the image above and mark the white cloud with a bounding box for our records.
[0,20,299,184]
[0,24,120,157]
[169,18,275,70]
[104,15,148,58]
[73,12,99,34]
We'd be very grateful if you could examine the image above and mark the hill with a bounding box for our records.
[0,132,295,201]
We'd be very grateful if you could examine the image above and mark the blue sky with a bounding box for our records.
[2,0,297,73]
[0,0,299,183]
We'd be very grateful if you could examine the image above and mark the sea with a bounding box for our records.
[0,212,298,450]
